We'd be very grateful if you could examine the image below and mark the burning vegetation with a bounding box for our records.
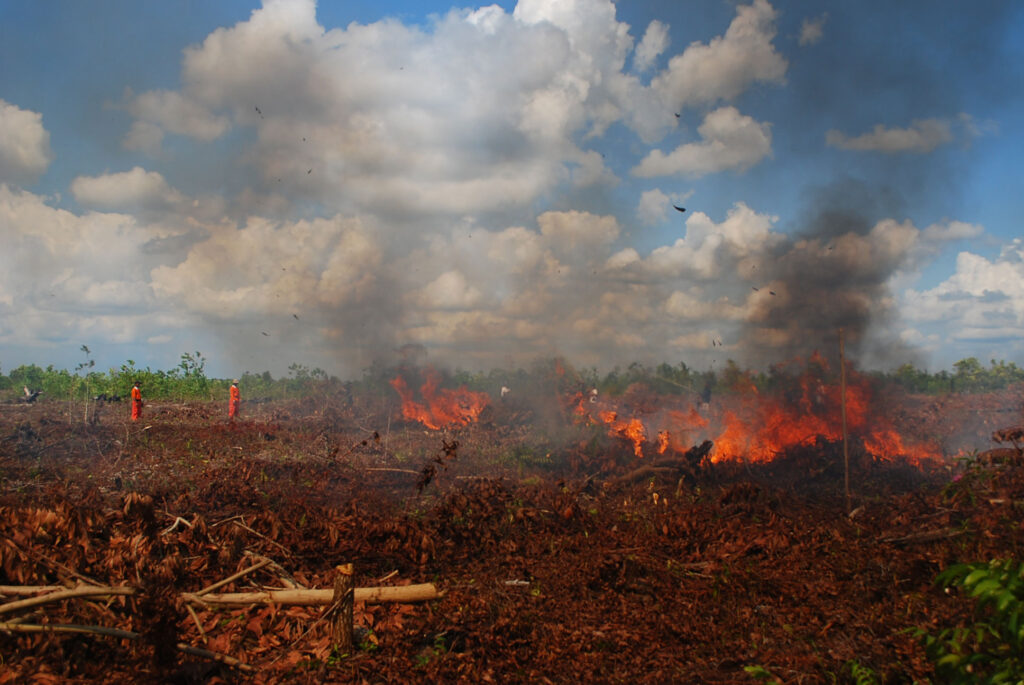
[1,355,1023,682]
[389,367,490,430]
[705,354,940,466]
[548,353,941,474]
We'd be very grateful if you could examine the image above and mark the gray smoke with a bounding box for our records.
[742,179,920,367]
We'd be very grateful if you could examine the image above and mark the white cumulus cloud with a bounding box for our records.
[649,0,786,107]
[636,188,671,225]
[897,241,1024,363]
[71,167,187,211]
[633,20,668,73]
[0,100,53,186]
[632,106,772,177]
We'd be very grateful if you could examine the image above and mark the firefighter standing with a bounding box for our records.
[130,381,143,421]
[229,379,240,419]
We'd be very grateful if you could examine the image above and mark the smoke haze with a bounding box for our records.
[0,0,1021,377]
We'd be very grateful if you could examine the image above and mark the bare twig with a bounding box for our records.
[186,603,207,644]
[210,514,246,528]
[0,585,74,596]
[195,558,272,597]
[244,552,304,589]
[0,584,136,616]
[161,516,195,536]
[229,520,291,556]
[0,622,254,672]
[881,528,966,545]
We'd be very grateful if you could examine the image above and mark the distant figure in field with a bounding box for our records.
[700,380,713,407]
[22,386,43,403]
[229,380,241,419]
[130,381,143,421]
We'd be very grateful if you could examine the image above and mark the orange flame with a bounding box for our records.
[657,408,709,456]
[570,392,653,459]
[657,430,670,454]
[390,368,490,430]
[596,410,647,458]
[568,356,938,467]
[706,358,939,465]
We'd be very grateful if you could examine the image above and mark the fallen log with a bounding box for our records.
[183,582,443,607]
[2,582,442,610]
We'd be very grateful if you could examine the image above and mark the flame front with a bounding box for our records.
[390,368,489,430]
[707,357,939,465]
[568,355,939,467]
[571,392,666,459]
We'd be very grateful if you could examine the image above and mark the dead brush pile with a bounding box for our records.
[1,400,1023,682]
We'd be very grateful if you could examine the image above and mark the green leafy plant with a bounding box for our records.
[913,558,1024,683]
[415,633,449,668]
[358,628,378,653]
[743,664,782,683]
[847,659,879,685]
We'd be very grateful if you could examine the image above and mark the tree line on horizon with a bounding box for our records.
[0,351,1022,405]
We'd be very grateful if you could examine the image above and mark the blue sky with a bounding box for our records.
[1,0,1022,379]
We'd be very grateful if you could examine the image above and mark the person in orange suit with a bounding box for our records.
[130,381,142,421]
[229,379,241,419]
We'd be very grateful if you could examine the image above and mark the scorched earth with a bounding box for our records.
[1,364,1023,683]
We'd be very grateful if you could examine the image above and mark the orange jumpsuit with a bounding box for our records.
[229,384,240,419]
[131,385,142,421]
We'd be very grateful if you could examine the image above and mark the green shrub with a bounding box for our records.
[914,559,1024,683]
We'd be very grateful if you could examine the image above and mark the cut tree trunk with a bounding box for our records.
[332,563,354,652]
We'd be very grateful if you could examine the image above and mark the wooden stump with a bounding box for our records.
[331,563,354,653]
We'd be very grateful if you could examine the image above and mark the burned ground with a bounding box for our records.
[1,385,1023,683]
